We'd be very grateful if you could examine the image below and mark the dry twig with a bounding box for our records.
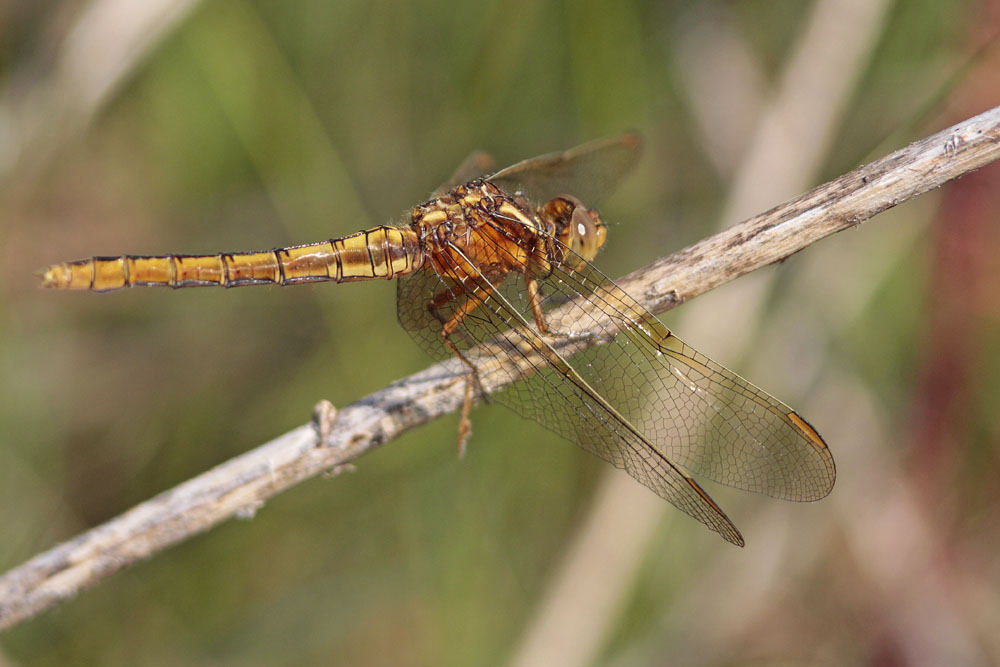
[1,106,999,631]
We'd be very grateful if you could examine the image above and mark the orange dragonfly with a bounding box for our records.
[40,134,835,546]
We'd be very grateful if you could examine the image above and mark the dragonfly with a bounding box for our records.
[39,134,835,546]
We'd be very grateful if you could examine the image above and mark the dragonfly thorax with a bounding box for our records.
[412,180,543,251]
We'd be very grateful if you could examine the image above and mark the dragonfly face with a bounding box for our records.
[39,134,835,546]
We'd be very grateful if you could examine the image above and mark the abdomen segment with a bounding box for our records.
[39,226,422,291]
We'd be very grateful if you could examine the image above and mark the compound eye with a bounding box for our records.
[568,206,606,262]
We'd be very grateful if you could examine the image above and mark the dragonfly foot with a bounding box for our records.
[457,375,473,459]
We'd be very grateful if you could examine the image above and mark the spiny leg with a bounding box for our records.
[429,281,481,351]
[525,274,609,342]
[430,282,494,458]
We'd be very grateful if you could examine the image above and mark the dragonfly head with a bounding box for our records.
[542,196,607,270]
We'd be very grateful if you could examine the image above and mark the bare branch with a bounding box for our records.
[625,108,1000,312]
[2,106,999,631]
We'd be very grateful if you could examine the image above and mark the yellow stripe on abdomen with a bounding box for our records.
[38,226,422,291]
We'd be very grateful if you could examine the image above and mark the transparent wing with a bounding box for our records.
[487,133,642,205]
[530,259,837,503]
[397,217,835,544]
[397,246,746,546]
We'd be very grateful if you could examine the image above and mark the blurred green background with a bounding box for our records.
[2,0,999,664]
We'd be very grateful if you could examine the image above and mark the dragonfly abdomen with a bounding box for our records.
[39,226,422,291]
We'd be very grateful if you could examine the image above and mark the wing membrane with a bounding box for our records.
[397,244,746,546]
[532,257,836,501]
[488,133,642,206]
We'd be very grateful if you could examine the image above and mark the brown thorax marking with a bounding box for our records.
[410,180,555,285]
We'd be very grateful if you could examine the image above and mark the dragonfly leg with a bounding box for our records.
[429,281,468,312]
[434,283,497,458]
[525,275,608,342]
[440,334,480,459]
[428,282,483,351]
[526,275,552,334]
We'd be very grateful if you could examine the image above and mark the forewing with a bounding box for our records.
[529,256,837,502]
[396,239,746,546]
[488,133,641,205]
[399,230,834,506]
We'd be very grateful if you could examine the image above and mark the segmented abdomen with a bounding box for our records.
[39,226,422,291]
